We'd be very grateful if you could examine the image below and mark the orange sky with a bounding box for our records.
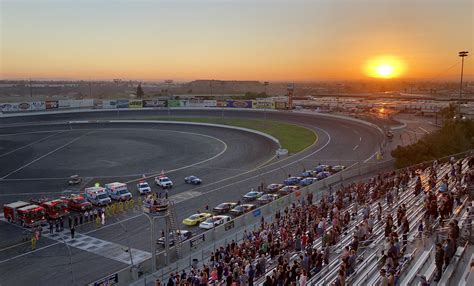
[1,0,472,81]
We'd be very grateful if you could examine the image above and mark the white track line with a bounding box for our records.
[0,131,93,180]
[353,145,359,151]
[0,130,70,137]
[0,131,67,158]
[419,126,430,134]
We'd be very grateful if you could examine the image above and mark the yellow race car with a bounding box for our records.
[182,213,212,226]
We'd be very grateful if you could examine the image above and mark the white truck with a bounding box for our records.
[136,180,152,195]
[84,186,112,206]
[155,176,173,189]
[105,182,132,201]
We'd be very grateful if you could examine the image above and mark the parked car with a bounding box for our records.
[184,175,202,185]
[199,215,231,229]
[283,177,302,185]
[278,185,300,196]
[331,165,346,173]
[300,177,317,187]
[314,164,330,173]
[242,191,264,202]
[157,230,193,246]
[213,202,238,214]
[182,213,212,226]
[68,175,82,185]
[256,194,279,205]
[266,184,284,193]
[230,204,256,216]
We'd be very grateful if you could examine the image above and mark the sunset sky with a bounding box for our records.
[1,0,472,81]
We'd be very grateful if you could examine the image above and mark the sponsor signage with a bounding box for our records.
[227,100,252,108]
[252,101,275,109]
[116,100,129,108]
[275,101,287,110]
[167,100,180,107]
[128,100,143,108]
[103,100,117,109]
[224,220,234,231]
[252,209,261,217]
[59,100,71,108]
[46,101,59,109]
[18,102,31,111]
[0,103,19,113]
[216,100,227,107]
[93,100,103,109]
[190,234,205,247]
[30,101,46,111]
[143,99,167,107]
[203,100,217,107]
[90,273,118,286]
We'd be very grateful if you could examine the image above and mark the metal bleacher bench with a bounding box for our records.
[400,246,434,285]
[438,242,468,285]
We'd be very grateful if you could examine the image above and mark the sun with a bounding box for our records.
[364,56,405,79]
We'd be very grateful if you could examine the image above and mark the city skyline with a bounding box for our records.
[1,0,473,81]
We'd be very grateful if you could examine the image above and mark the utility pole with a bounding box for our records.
[458,51,469,115]
[89,78,92,98]
[29,78,33,98]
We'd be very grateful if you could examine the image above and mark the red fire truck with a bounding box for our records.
[31,199,69,220]
[3,201,47,227]
[62,194,92,212]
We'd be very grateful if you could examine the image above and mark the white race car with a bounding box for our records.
[136,181,152,195]
[198,215,232,229]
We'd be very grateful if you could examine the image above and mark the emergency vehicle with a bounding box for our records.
[85,186,112,206]
[3,201,47,227]
[155,175,173,189]
[62,194,92,212]
[136,180,152,195]
[105,182,132,201]
[31,199,69,220]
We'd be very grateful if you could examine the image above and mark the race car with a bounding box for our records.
[278,185,300,196]
[184,175,202,185]
[242,191,264,202]
[157,230,192,246]
[315,164,330,173]
[230,204,256,216]
[316,171,331,180]
[256,194,279,205]
[182,213,212,226]
[266,184,284,193]
[155,176,173,189]
[199,215,231,229]
[300,177,317,187]
[301,170,315,178]
[213,202,238,214]
[331,165,346,173]
[136,181,152,195]
[283,177,302,185]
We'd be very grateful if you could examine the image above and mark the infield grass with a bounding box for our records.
[143,117,317,154]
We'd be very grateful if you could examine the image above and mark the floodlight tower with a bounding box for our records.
[458,51,469,115]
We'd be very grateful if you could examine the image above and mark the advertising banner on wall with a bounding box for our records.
[93,100,103,109]
[128,100,143,108]
[0,103,20,113]
[143,99,167,107]
[18,102,31,111]
[252,100,275,109]
[58,100,71,109]
[203,100,217,107]
[102,100,117,109]
[167,100,180,107]
[216,100,227,107]
[46,101,59,110]
[30,101,46,111]
[116,99,129,108]
[275,101,287,110]
[226,100,252,108]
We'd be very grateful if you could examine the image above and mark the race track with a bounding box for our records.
[0,109,385,286]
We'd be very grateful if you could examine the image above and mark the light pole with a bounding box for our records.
[165,80,173,116]
[458,51,469,115]
[263,81,269,122]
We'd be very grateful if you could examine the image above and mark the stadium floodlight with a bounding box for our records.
[458,51,468,115]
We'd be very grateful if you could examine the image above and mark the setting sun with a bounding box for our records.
[364,56,405,79]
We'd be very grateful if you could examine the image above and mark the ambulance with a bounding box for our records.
[105,182,132,201]
[84,186,111,206]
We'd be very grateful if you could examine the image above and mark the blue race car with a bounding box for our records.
[301,170,314,178]
[284,177,301,185]
[316,171,331,180]
[300,177,317,186]
[314,164,330,173]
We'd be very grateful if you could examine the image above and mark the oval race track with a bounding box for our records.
[0,109,385,286]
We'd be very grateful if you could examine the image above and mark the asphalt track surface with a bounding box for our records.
[0,109,384,285]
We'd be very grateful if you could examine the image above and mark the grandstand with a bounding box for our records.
[151,155,473,286]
